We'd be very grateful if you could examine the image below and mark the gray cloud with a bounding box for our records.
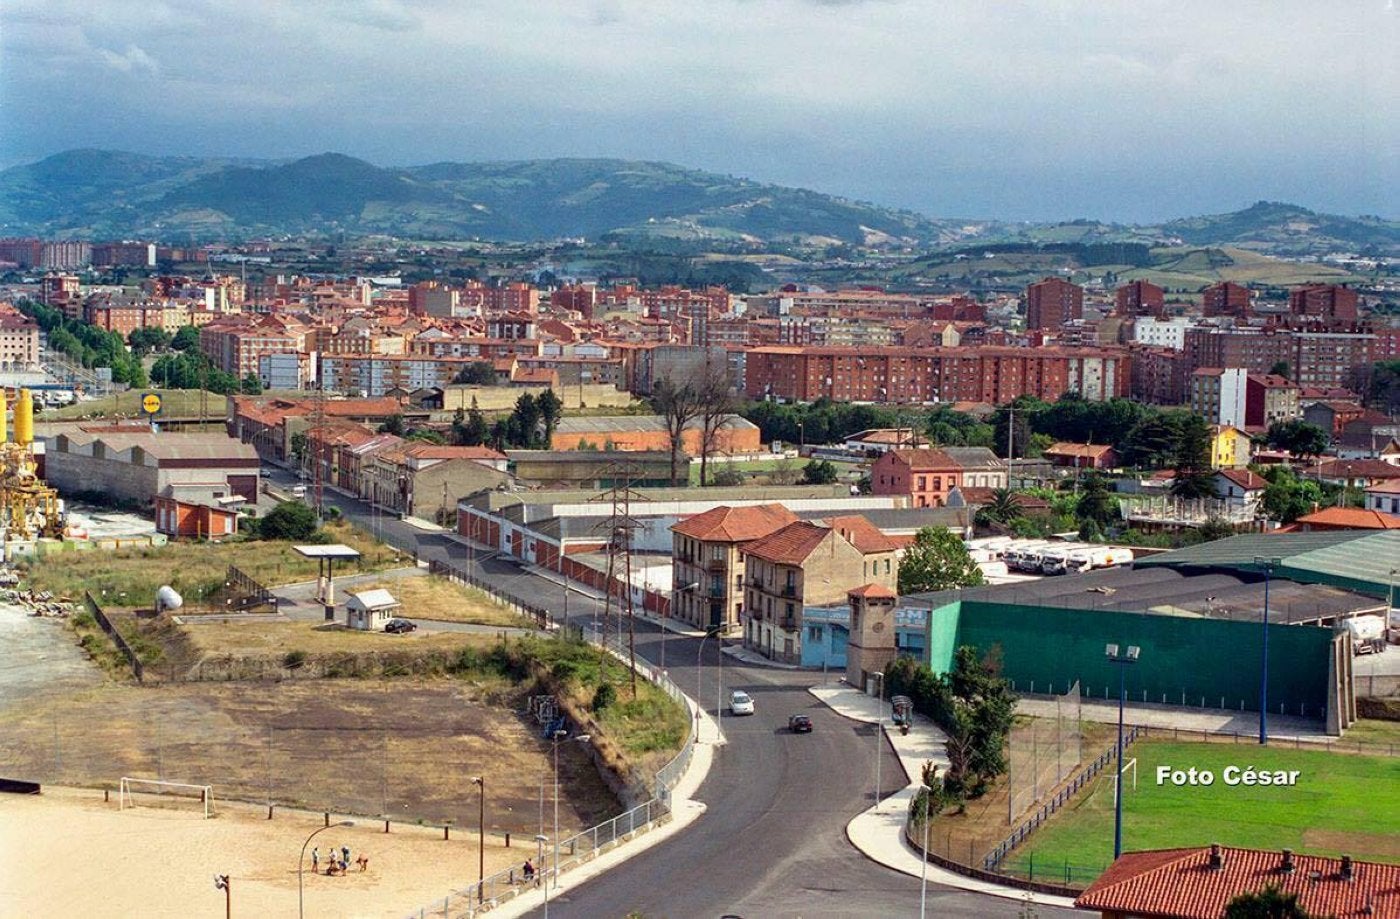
[1,0,1394,221]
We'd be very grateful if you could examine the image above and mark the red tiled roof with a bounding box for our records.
[886,448,962,471]
[1317,459,1400,480]
[1295,507,1400,530]
[847,583,896,599]
[823,514,898,553]
[741,521,833,566]
[1216,468,1267,490]
[671,503,800,543]
[1043,442,1116,459]
[1367,479,1400,495]
[1076,846,1400,919]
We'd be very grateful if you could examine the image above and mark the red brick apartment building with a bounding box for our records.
[1025,278,1084,330]
[1201,281,1251,318]
[744,345,1129,404]
[1114,279,1165,317]
[1290,284,1358,322]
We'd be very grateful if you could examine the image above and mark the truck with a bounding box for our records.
[1040,546,1075,575]
[1342,615,1387,655]
[1006,542,1053,573]
[1065,546,1135,574]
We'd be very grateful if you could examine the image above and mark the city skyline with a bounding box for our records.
[2,0,1396,224]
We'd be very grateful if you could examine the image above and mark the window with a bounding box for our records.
[884,559,891,574]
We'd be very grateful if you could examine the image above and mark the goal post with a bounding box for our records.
[1113,757,1138,806]
[119,777,215,819]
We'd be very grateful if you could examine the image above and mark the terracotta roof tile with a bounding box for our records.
[847,583,896,599]
[1076,846,1400,919]
[886,448,962,471]
[740,521,833,566]
[1295,507,1400,530]
[1216,468,1267,490]
[671,503,800,542]
[1044,442,1116,459]
[823,514,898,553]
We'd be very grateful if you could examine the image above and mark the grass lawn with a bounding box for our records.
[182,619,497,658]
[690,457,864,486]
[353,574,532,628]
[1009,741,1400,882]
[1343,719,1400,750]
[19,521,402,605]
[38,388,229,421]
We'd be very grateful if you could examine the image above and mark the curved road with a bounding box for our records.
[300,482,1076,918]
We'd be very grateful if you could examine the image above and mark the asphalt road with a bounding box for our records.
[287,476,1077,918]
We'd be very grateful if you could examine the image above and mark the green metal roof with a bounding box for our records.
[1135,530,1400,598]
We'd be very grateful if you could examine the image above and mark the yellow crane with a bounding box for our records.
[0,388,63,540]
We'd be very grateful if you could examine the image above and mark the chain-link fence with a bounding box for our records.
[1006,680,1082,823]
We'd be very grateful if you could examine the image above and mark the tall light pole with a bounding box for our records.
[670,582,700,672]
[919,783,932,918]
[1254,556,1282,745]
[471,776,485,902]
[1106,644,1140,859]
[873,670,885,812]
[299,820,354,919]
[213,874,230,919]
[534,834,549,919]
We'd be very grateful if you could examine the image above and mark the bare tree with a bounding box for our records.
[650,378,701,487]
[695,362,740,487]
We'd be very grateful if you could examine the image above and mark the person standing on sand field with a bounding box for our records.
[311,847,319,873]
[342,845,350,867]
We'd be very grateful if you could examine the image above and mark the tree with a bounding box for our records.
[378,413,406,436]
[695,363,740,487]
[1170,415,1216,499]
[463,408,489,446]
[1260,466,1328,523]
[710,466,745,487]
[1118,411,1189,469]
[897,527,985,594]
[240,374,263,395]
[1198,516,1237,542]
[536,389,564,444]
[1265,420,1330,461]
[1268,360,1292,381]
[171,325,200,351]
[1076,472,1118,528]
[257,501,319,541]
[511,393,542,447]
[992,397,1044,459]
[452,362,497,385]
[650,378,701,486]
[1223,885,1313,919]
[127,326,171,357]
[289,431,308,469]
[975,488,1023,529]
[800,459,839,485]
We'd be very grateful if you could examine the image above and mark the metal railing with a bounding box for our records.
[83,591,144,682]
[404,561,698,918]
[427,558,548,628]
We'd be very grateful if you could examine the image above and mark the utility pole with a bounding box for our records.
[590,461,647,696]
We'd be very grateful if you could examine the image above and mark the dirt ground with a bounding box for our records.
[0,680,620,841]
[0,787,530,918]
[351,576,532,628]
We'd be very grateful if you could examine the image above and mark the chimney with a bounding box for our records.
[1209,844,1224,870]
[1341,855,1355,881]
[1282,850,1295,874]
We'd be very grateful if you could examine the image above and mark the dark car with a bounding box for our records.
[788,714,813,733]
[384,618,417,634]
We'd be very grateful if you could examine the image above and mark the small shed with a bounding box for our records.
[345,589,401,631]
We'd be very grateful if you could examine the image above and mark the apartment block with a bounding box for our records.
[1025,278,1084,330]
[1201,282,1251,319]
[670,503,800,631]
[1115,280,1165,317]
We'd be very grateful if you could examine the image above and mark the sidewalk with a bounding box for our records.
[485,694,724,919]
[810,684,1079,909]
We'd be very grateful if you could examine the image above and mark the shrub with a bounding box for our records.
[282,649,307,670]
[592,681,617,713]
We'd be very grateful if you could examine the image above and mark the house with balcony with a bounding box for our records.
[670,503,799,631]
[740,519,898,665]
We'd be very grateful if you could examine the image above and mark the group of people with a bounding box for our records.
[311,845,369,876]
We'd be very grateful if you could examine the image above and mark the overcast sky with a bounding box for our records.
[2,0,1395,222]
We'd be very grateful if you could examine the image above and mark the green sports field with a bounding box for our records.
[1004,741,1400,884]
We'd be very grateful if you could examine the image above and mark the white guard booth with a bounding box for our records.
[345,589,401,631]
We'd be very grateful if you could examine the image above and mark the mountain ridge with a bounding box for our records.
[0,149,1394,254]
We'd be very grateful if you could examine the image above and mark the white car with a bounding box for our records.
[729,690,755,716]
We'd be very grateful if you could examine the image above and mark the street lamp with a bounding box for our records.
[552,732,590,890]
[919,783,933,918]
[299,820,354,919]
[873,670,885,812]
[471,776,485,903]
[1254,556,1282,745]
[697,626,724,736]
[1105,644,1140,859]
[670,582,700,671]
[534,833,550,919]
